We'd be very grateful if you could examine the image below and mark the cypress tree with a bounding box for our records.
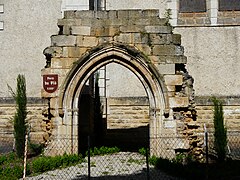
[10,75,27,157]
[212,97,227,162]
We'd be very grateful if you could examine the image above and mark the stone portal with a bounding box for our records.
[42,9,202,161]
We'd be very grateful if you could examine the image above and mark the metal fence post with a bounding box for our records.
[146,147,150,180]
[88,135,91,180]
[204,124,209,179]
[23,125,31,180]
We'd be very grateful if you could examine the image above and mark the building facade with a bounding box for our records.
[1,0,240,158]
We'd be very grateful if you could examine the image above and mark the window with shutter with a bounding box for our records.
[219,0,240,11]
[179,0,206,13]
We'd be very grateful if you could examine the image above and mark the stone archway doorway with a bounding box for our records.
[42,9,202,160]
[59,44,168,155]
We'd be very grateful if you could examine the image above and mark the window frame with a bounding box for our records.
[219,0,240,11]
[179,0,207,13]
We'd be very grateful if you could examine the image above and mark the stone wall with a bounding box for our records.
[107,97,149,129]
[0,98,48,143]
[1,96,240,140]
[107,96,240,133]
[195,96,240,133]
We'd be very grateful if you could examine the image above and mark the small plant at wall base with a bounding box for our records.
[211,97,227,162]
[8,74,28,158]
[164,8,172,26]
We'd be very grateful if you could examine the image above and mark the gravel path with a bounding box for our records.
[24,152,180,180]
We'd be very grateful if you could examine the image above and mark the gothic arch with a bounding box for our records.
[42,9,202,160]
[59,43,169,138]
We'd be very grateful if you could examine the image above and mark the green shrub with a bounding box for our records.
[212,97,227,162]
[138,147,148,156]
[86,146,120,156]
[149,155,158,166]
[8,75,28,158]
[29,143,44,156]
[0,155,7,165]
[1,164,24,180]
[31,154,83,174]
[32,156,52,173]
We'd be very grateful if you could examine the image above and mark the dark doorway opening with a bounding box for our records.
[78,66,150,155]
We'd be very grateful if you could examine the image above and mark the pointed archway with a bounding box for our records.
[58,43,169,154]
[41,9,202,161]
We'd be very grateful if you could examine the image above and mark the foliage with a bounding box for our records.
[86,146,120,156]
[149,155,158,165]
[153,155,240,179]
[173,153,195,165]
[0,152,83,179]
[0,152,27,179]
[127,157,144,165]
[164,8,172,26]
[28,142,44,157]
[8,74,28,158]
[212,97,227,162]
[31,153,83,173]
[138,147,148,156]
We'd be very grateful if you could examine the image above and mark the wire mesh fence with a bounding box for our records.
[0,133,14,154]
[206,131,240,161]
[0,133,183,179]
[1,131,240,179]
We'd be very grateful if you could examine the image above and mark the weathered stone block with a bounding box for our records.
[164,75,183,85]
[169,97,189,107]
[142,9,159,17]
[75,11,95,19]
[169,34,181,45]
[133,33,149,44]
[63,25,71,35]
[114,33,133,44]
[76,36,98,47]
[57,19,82,26]
[65,47,89,58]
[128,10,144,18]
[152,45,184,56]
[43,47,63,58]
[71,26,91,36]
[132,18,153,26]
[98,36,114,44]
[64,11,76,19]
[51,35,76,47]
[51,58,78,68]
[117,10,130,18]
[108,10,118,19]
[94,27,120,37]
[149,34,169,45]
[167,85,176,92]
[94,11,109,19]
[80,18,94,26]
[106,18,124,26]
[156,64,175,74]
[145,26,172,34]
[150,55,185,64]
[120,25,144,33]
[135,44,152,55]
